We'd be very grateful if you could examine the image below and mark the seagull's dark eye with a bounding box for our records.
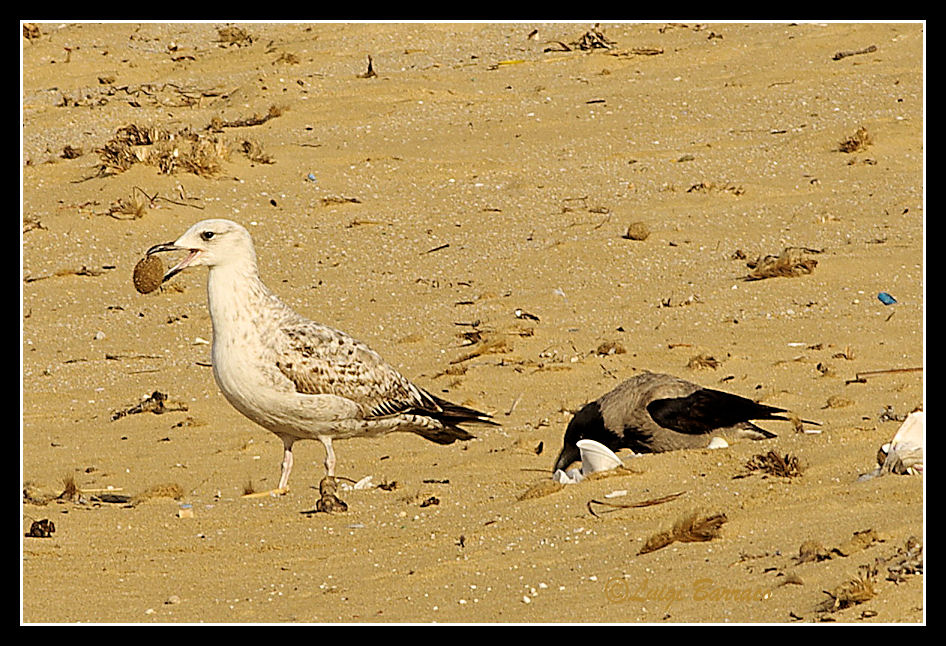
[200,231,215,241]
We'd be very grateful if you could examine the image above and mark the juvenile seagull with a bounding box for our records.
[554,371,812,473]
[146,219,493,509]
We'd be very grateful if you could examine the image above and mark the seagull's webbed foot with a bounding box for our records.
[241,486,290,499]
[315,476,348,512]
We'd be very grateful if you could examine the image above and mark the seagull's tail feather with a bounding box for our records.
[410,393,497,444]
[412,425,477,445]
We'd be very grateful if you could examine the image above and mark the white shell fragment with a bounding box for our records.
[339,475,376,491]
[858,410,924,481]
[707,437,730,449]
[552,439,625,485]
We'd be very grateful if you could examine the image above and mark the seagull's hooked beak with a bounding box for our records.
[145,241,201,284]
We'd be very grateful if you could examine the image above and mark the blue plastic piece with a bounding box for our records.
[877,292,897,305]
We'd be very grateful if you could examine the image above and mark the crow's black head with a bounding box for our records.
[553,400,611,472]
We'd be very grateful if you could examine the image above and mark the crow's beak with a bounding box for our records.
[553,443,581,473]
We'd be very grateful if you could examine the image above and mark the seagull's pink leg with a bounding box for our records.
[277,435,294,490]
[242,435,293,498]
[319,436,336,477]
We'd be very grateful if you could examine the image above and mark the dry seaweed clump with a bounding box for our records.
[742,451,804,478]
[217,26,253,47]
[744,247,819,281]
[23,23,42,40]
[821,571,877,612]
[687,353,720,370]
[96,124,229,177]
[837,126,872,153]
[546,24,615,52]
[639,511,727,555]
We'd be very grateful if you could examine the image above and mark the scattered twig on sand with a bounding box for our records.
[845,366,922,385]
[24,265,112,283]
[209,105,285,130]
[832,45,877,61]
[587,491,685,518]
[449,335,512,364]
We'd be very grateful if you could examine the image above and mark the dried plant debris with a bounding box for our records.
[821,570,877,612]
[814,537,921,614]
[209,105,285,130]
[450,334,512,364]
[639,511,727,555]
[108,187,153,220]
[880,536,923,583]
[274,51,300,65]
[741,451,803,478]
[744,247,820,281]
[111,391,187,421]
[836,127,872,153]
[687,353,720,370]
[23,23,42,40]
[545,24,615,52]
[23,483,52,506]
[26,518,56,538]
[595,340,626,356]
[796,539,832,564]
[823,395,853,409]
[96,124,227,177]
[687,181,745,196]
[833,529,886,557]
[320,195,362,206]
[58,474,82,502]
[238,139,274,164]
[217,26,253,47]
[610,47,664,57]
[794,529,887,564]
[832,45,877,61]
[24,265,112,283]
[587,491,685,518]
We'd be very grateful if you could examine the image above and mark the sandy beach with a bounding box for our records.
[22,21,924,623]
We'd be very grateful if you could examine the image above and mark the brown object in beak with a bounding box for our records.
[133,255,165,294]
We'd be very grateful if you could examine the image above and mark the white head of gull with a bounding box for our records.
[147,219,493,510]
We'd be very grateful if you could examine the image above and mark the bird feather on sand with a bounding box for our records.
[145,219,494,508]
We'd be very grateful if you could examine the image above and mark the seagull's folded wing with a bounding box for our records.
[273,320,439,419]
